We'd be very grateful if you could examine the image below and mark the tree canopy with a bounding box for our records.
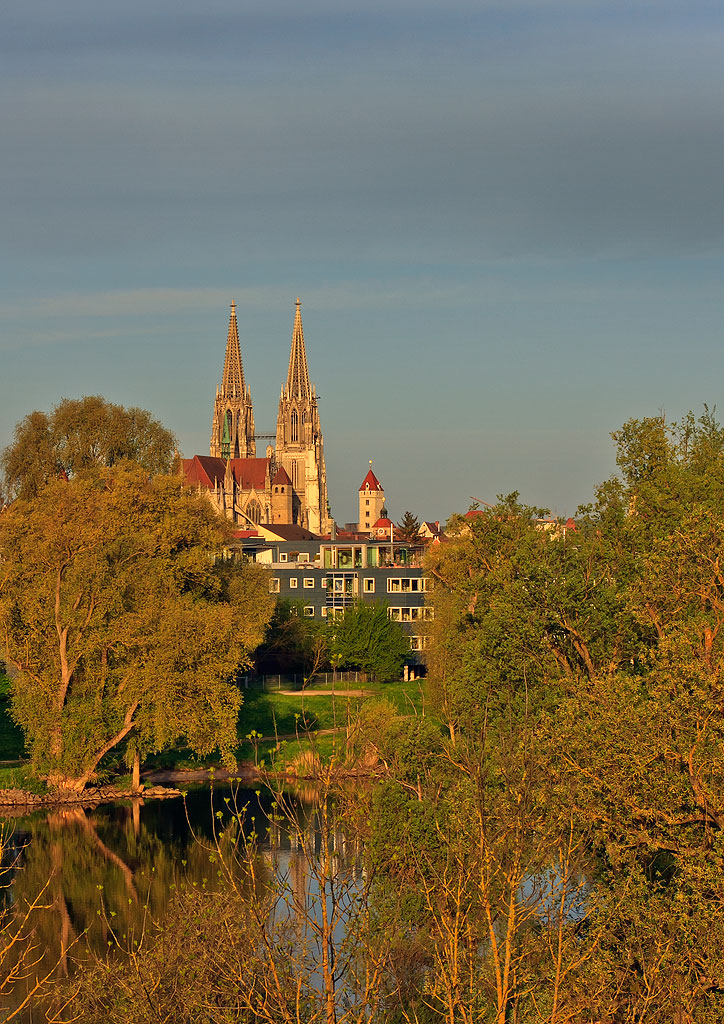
[1,395,177,502]
[402,411,724,1019]
[396,510,420,543]
[255,599,331,684]
[330,601,409,682]
[0,465,273,791]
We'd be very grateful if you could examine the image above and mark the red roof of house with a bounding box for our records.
[182,455,269,492]
[272,465,292,486]
[373,517,393,529]
[359,469,383,492]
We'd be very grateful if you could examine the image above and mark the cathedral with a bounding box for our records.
[182,299,333,534]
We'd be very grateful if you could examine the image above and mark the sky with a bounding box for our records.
[2,0,724,524]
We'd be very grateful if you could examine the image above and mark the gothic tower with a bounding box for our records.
[275,299,332,533]
[210,302,256,459]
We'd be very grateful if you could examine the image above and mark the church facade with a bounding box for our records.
[183,299,332,534]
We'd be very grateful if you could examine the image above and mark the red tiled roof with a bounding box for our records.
[373,517,393,529]
[182,455,269,492]
[359,469,382,492]
[182,455,224,487]
[272,465,292,486]
[230,529,259,538]
[232,458,269,491]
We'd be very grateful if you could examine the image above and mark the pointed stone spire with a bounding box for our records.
[286,298,311,399]
[221,301,246,398]
[210,301,255,459]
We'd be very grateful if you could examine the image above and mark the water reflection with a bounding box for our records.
[0,784,348,1021]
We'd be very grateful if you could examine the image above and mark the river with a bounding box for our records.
[0,783,362,1022]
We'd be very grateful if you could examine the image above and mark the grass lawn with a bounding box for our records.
[236,678,426,741]
[146,679,429,773]
[0,670,430,780]
[0,670,26,763]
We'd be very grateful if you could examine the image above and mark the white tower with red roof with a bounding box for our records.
[359,462,385,534]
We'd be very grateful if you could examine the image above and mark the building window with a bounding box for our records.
[304,606,315,617]
[363,578,375,593]
[321,578,328,588]
[279,552,288,562]
[291,409,299,442]
[247,500,261,525]
[388,607,434,622]
[304,578,315,589]
[269,578,280,594]
[298,553,309,562]
[365,499,369,506]
[410,636,429,651]
[387,578,426,593]
[289,578,298,589]
[321,607,328,617]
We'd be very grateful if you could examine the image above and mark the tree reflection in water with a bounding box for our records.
[0,785,305,1021]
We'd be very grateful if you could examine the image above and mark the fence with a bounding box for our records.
[238,671,370,692]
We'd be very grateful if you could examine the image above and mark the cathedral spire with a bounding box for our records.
[210,301,255,459]
[286,298,311,399]
[221,301,246,398]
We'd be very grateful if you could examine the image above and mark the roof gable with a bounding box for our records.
[360,468,382,492]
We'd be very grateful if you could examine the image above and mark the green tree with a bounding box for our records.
[396,510,420,543]
[255,599,331,685]
[1,395,176,501]
[0,465,273,792]
[331,601,409,682]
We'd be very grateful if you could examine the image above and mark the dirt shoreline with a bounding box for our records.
[0,783,183,811]
[0,760,380,810]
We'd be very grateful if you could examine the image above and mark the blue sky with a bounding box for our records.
[2,0,724,523]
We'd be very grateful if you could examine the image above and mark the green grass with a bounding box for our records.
[236,679,426,742]
[0,695,26,763]
[144,679,429,775]
[233,679,429,770]
[0,763,46,793]
[0,673,430,783]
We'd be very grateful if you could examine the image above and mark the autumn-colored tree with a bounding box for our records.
[0,465,273,792]
[0,395,176,501]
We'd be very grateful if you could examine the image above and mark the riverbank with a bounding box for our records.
[0,783,183,810]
